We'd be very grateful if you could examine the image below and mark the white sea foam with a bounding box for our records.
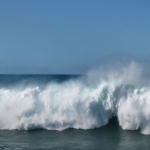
[0,61,150,134]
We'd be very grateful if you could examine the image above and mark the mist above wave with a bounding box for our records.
[0,61,150,135]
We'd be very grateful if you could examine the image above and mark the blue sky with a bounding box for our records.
[0,0,150,74]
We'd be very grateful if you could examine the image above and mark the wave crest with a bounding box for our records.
[0,61,150,135]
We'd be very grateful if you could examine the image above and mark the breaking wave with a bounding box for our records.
[0,61,150,135]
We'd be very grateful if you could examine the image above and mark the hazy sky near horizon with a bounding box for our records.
[0,0,150,74]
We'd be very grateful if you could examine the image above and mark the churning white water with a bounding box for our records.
[0,61,150,134]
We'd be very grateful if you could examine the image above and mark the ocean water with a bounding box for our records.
[1,62,150,149]
[1,118,150,150]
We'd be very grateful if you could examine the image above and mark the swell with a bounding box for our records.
[0,61,150,135]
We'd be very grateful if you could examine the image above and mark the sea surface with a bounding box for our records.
[0,64,150,150]
[0,118,150,150]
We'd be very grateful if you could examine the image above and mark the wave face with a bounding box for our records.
[0,61,150,135]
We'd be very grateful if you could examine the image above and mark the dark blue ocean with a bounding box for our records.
[0,73,150,149]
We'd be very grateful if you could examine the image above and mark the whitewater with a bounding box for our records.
[0,61,150,135]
